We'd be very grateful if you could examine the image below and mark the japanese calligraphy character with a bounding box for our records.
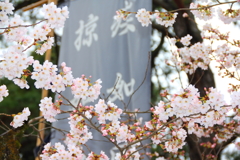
[106,72,135,102]
[111,1,136,38]
[74,14,99,51]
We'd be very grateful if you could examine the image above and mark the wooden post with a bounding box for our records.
[22,0,48,12]
[22,0,57,159]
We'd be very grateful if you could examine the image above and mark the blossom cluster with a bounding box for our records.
[217,8,240,24]
[114,10,129,21]
[4,15,28,43]
[65,111,93,146]
[42,2,69,28]
[71,75,102,102]
[41,142,110,160]
[152,85,228,126]
[190,2,215,21]
[31,60,74,92]
[10,107,30,128]
[40,142,84,160]
[135,8,152,27]
[36,37,54,55]
[170,37,212,74]
[115,1,240,28]
[95,99,122,124]
[0,45,34,81]
[154,11,178,27]
[0,0,14,26]
[164,128,187,153]
[39,97,60,122]
[117,8,178,27]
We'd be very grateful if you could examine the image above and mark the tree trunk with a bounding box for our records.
[152,1,217,159]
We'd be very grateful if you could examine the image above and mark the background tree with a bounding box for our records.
[152,0,239,160]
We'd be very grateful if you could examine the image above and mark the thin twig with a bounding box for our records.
[0,19,47,30]
[126,52,151,109]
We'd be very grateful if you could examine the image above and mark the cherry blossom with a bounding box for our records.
[0,0,14,26]
[10,107,30,128]
[42,2,69,28]
[180,34,192,46]
[71,76,102,101]
[135,8,152,27]
[114,10,129,21]
[39,97,60,122]
[0,45,34,81]
[40,142,84,160]
[217,8,240,24]
[0,85,9,102]
[65,112,93,146]
[154,11,178,27]
[190,2,215,21]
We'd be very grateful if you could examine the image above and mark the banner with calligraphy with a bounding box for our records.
[51,0,151,158]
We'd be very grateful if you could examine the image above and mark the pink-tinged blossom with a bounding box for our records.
[13,78,29,89]
[170,85,202,117]
[36,37,54,55]
[0,85,9,102]
[169,37,176,45]
[0,45,34,80]
[231,91,240,109]
[32,60,72,92]
[182,13,188,18]
[153,101,169,121]
[116,124,133,144]
[40,143,84,160]
[187,120,196,134]
[86,151,110,160]
[10,107,30,128]
[31,24,51,41]
[109,120,120,134]
[21,36,33,46]
[154,10,178,27]
[217,8,240,24]
[151,132,164,145]
[100,151,109,160]
[145,121,153,130]
[41,2,69,28]
[204,88,226,111]
[173,42,211,74]
[71,77,101,101]
[61,6,69,18]
[114,10,129,21]
[1,0,14,14]
[114,153,122,160]
[180,34,192,46]
[39,97,60,122]
[190,2,215,21]
[215,128,233,142]
[95,100,122,125]
[0,11,9,26]
[5,15,28,43]
[0,0,14,26]
[164,129,187,153]
[65,113,93,146]
[135,8,152,27]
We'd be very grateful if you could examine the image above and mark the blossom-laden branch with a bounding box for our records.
[115,1,240,27]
